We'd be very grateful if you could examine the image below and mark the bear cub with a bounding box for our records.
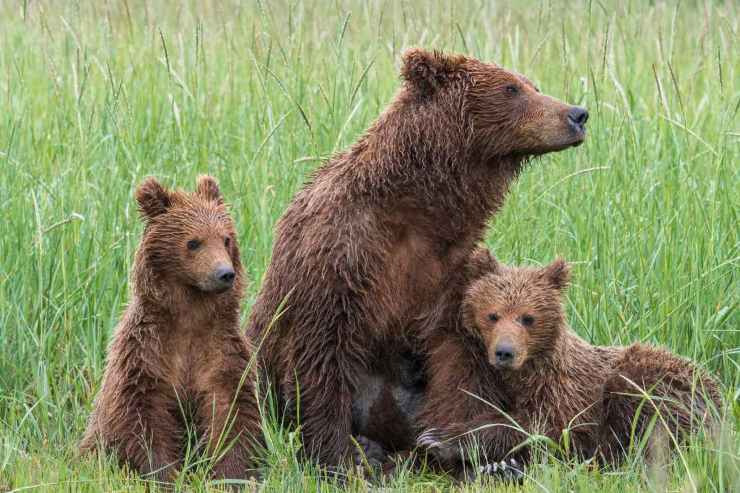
[419,257,721,476]
[80,176,262,482]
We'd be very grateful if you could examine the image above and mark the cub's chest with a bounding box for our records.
[164,318,219,391]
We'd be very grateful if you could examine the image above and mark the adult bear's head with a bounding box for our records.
[401,49,587,160]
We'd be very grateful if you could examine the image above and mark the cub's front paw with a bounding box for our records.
[416,428,443,449]
[416,428,461,464]
[478,458,524,482]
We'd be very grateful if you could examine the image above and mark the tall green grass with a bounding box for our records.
[0,0,737,491]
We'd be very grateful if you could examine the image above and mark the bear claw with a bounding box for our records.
[478,458,524,482]
[416,428,443,448]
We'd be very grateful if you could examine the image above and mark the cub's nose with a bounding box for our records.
[494,343,516,367]
[567,106,589,132]
[213,265,235,288]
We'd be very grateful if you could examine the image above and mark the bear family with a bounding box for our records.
[80,176,262,481]
[247,48,589,465]
[417,257,721,477]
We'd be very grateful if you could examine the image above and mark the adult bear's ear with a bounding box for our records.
[136,177,172,219]
[196,175,223,204]
[540,257,571,291]
[401,48,466,96]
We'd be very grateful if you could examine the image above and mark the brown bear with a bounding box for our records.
[246,47,589,467]
[417,257,722,478]
[80,176,262,482]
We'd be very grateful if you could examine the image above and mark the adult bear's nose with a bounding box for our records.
[567,106,589,132]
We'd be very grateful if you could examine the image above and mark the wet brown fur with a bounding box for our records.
[352,247,500,466]
[80,176,262,482]
[419,258,722,473]
[246,48,587,466]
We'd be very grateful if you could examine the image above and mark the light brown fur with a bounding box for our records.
[80,176,262,482]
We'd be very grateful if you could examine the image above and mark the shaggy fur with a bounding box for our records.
[418,258,722,474]
[246,48,588,466]
[80,176,262,482]
[351,247,501,467]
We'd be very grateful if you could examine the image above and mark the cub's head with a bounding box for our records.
[135,175,241,295]
[463,258,570,371]
[401,49,588,158]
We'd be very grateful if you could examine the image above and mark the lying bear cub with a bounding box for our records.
[418,256,721,479]
[80,176,262,482]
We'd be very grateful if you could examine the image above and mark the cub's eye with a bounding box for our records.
[505,85,519,95]
[186,239,201,251]
[521,315,535,327]
[224,237,231,247]
[488,313,499,322]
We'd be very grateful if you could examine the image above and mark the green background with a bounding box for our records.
[0,1,737,491]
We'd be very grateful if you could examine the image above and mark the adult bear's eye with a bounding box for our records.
[224,237,231,248]
[521,315,535,327]
[187,239,201,251]
[505,84,519,95]
[488,313,499,322]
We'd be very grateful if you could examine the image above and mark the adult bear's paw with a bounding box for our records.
[352,435,387,470]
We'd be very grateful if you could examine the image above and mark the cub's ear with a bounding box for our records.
[196,175,223,204]
[136,177,172,219]
[400,48,466,95]
[540,257,571,291]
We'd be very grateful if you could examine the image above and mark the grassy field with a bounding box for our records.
[0,0,737,491]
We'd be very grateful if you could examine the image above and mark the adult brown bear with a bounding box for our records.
[247,48,588,467]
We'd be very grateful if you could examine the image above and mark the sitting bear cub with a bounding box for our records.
[80,176,262,482]
[418,257,721,477]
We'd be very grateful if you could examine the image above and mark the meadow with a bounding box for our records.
[0,0,737,491]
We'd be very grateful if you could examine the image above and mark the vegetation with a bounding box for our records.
[0,1,737,491]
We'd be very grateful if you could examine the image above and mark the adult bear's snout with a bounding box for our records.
[567,106,589,133]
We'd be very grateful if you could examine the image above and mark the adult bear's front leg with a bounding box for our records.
[285,331,366,469]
